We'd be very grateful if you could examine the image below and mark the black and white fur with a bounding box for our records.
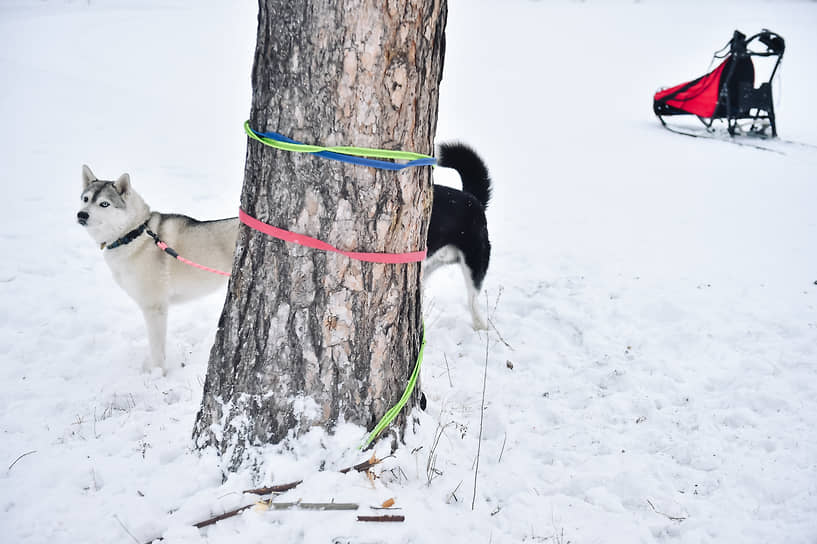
[426,143,492,330]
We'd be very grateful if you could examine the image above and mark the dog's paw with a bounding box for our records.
[471,314,489,331]
[142,357,167,376]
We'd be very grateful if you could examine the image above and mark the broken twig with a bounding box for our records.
[339,454,393,474]
[188,501,359,534]
[244,480,303,496]
[256,501,359,511]
[357,515,405,522]
[7,450,36,472]
[193,504,255,530]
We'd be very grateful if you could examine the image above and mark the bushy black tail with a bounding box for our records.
[436,142,492,209]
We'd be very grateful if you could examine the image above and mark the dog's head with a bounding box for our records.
[78,165,149,246]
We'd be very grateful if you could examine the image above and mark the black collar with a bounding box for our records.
[101,221,148,250]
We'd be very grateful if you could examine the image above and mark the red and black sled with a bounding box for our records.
[654,30,785,137]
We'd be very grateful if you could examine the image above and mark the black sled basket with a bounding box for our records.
[654,30,785,137]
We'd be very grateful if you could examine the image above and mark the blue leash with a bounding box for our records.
[249,126,437,171]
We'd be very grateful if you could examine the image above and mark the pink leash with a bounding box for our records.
[146,210,425,277]
[239,209,426,264]
[145,226,232,277]
[153,240,231,276]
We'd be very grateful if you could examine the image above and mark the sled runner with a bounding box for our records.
[654,29,785,137]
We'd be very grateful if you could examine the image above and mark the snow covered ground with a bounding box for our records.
[1,1,816,542]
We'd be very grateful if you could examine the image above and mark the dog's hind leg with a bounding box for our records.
[461,241,490,331]
[467,283,488,330]
[457,262,488,331]
[140,303,167,374]
[422,245,460,281]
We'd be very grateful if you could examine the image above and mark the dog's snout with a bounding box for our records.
[77,211,89,225]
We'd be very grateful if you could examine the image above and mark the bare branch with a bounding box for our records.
[243,480,303,496]
[339,454,393,474]
[192,504,255,530]
[257,501,359,511]
[7,450,36,472]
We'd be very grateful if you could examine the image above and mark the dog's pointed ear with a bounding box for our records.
[82,165,97,189]
[114,173,131,195]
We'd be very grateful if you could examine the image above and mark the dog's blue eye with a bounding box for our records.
[100,201,110,208]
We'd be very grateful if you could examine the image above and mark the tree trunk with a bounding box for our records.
[193,0,447,471]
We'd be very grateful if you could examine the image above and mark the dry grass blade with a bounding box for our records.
[472,292,490,510]
[647,499,688,522]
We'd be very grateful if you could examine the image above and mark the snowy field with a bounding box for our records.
[1,0,816,542]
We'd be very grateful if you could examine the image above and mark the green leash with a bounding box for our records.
[244,121,436,169]
[360,324,426,449]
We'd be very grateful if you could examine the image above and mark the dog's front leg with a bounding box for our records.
[140,304,167,373]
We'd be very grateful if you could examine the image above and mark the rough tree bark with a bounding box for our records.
[193,0,448,470]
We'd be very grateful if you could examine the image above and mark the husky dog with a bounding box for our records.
[426,143,492,330]
[77,166,238,373]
